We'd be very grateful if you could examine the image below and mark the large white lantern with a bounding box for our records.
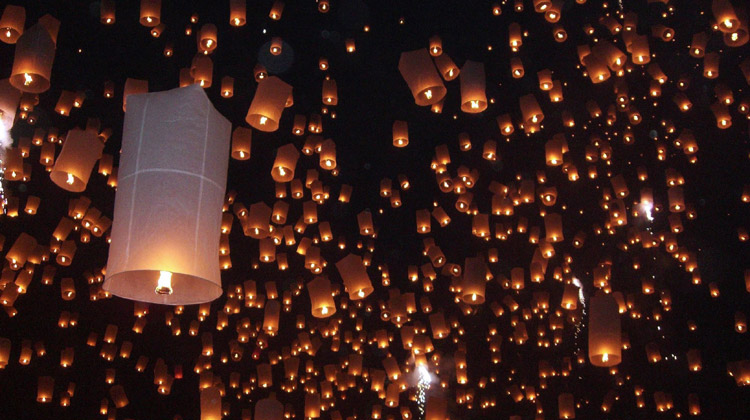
[104,84,231,305]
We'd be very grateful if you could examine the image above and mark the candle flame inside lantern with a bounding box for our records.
[155,271,173,295]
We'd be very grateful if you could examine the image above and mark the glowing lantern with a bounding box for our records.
[0,5,25,44]
[246,76,292,132]
[460,60,487,113]
[123,78,148,112]
[393,120,409,147]
[336,254,373,300]
[398,49,446,105]
[271,144,300,182]
[50,128,103,192]
[0,78,22,128]
[37,376,54,403]
[433,53,459,81]
[520,94,543,125]
[104,85,230,305]
[10,24,55,94]
[200,386,221,420]
[588,291,621,366]
[307,276,336,318]
[231,126,252,160]
[322,78,337,104]
[140,0,161,27]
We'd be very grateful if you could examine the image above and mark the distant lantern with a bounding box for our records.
[231,126,252,160]
[221,76,234,98]
[392,120,409,147]
[336,254,374,300]
[0,78,22,128]
[462,257,486,304]
[10,24,55,94]
[308,276,336,318]
[558,393,575,419]
[520,94,544,125]
[200,386,221,420]
[269,0,284,20]
[322,78,337,105]
[319,138,336,169]
[37,376,54,403]
[588,291,621,367]
[246,76,292,132]
[460,60,487,113]
[433,53,459,81]
[713,0,739,33]
[271,144,300,182]
[50,128,104,192]
[140,0,161,27]
[429,35,442,56]
[0,5,25,43]
[398,48,446,106]
[270,37,282,55]
[192,55,213,87]
[255,397,283,420]
[100,0,115,24]
[229,0,246,26]
[104,85,230,305]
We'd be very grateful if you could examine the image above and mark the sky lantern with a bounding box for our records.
[336,254,373,300]
[104,85,230,305]
[246,76,292,132]
[398,48,446,106]
[0,5,25,44]
[10,24,55,94]
[49,128,103,192]
[460,60,487,113]
[139,0,160,26]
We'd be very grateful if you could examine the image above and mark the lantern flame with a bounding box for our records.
[23,73,33,86]
[155,270,174,295]
[259,116,268,125]
[66,173,75,185]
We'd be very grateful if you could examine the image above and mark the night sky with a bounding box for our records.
[1,0,749,419]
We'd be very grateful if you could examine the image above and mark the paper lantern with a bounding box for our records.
[10,24,55,94]
[460,60,487,113]
[104,85,230,305]
[462,257,486,304]
[192,55,213,87]
[271,144,299,182]
[520,94,543,125]
[392,120,409,147]
[336,254,373,300]
[398,49,446,106]
[588,291,621,367]
[140,0,161,27]
[100,0,115,24]
[319,138,336,169]
[49,128,103,192]
[231,126,252,160]
[307,277,336,318]
[0,78,22,128]
[37,376,54,403]
[322,78,337,104]
[200,386,221,420]
[0,5,25,44]
[558,393,575,419]
[246,76,292,132]
[229,0,246,26]
[433,53,459,81]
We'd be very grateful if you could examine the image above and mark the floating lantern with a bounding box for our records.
[246,76,293,132]
[104,85,230,305]
[398,49,446,106]
[50,128,103,192]
[460,60,487,113]
[10,24,55,94]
